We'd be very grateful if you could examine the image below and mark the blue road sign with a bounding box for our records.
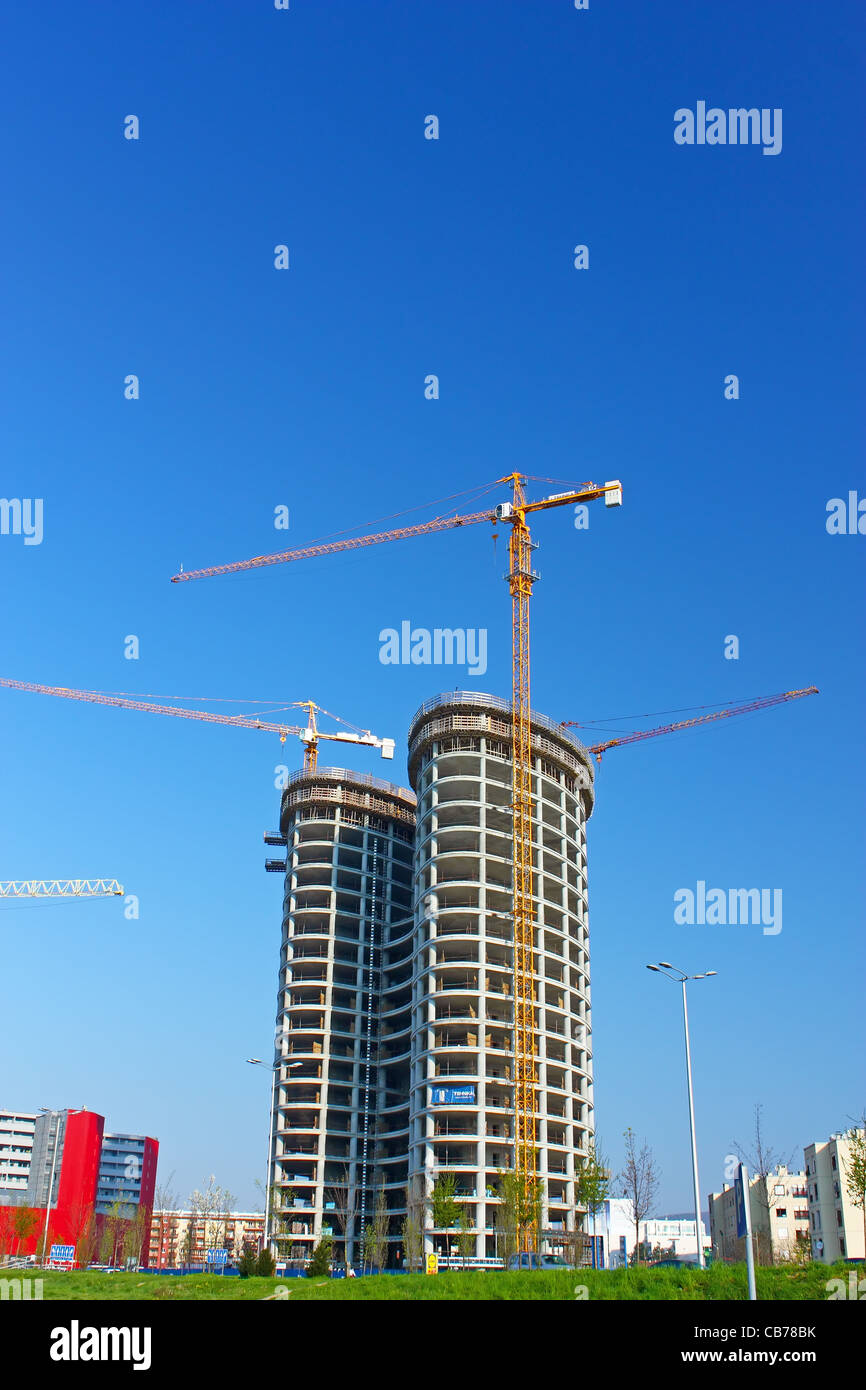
[206,1248,228,1264]
[734,1170,747,1238]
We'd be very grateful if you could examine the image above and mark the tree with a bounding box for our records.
[75,1213,99,1270]
[370,1184,389,1272]
[327,1166,358,1273]
[255,1176,292,1264]
[401,1176,425,1272]
[152,1175,179,1270]
[574,1136,610,1265]
[255,1246,275,1277]
[361,1223,375,1273]
[189,1176,236,1268]
[430,1171,460,1262]
[181,1216,197,1270]
[494,1170,542,1265]
[306,1235,332,1277]
[11,1206,39,1258]
[237,1242,258,1278]
[123,1208,148,1268]
[842,1115,866,1261]
[619,1128,659,1266]
[456,1206,475,1268]
[733,1104,792,1266]
[101,1201,127,1268]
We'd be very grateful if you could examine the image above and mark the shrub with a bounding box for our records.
[306,1236,333,1278]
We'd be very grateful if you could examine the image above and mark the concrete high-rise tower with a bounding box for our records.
[405,691,596,1261]
[267,766,416,1267]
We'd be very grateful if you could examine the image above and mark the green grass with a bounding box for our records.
[2,1262,848,1301]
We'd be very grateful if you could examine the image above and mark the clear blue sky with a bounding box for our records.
[1,1,863,1215]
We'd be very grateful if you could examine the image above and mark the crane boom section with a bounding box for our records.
[0,879,123,898]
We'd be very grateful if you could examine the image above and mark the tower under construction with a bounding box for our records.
[266,693,596,1266]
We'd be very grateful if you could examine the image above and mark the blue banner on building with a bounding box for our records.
[431,1084,476,1105]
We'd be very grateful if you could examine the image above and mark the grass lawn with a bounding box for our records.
[4,1262,846,1301]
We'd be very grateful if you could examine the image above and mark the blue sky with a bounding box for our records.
[1,1,863,1215]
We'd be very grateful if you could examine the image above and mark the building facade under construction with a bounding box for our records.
[266,692,596,1266]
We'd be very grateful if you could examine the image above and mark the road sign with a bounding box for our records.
[426,1253,438,1276]
[49,1244,75,1266]
[735,1163,757,1301]
[734,1169,748,1238]
[206,1248,228,1264]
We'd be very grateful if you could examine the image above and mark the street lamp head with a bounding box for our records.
[659,961,674,970]
[646,964,661,971]
[704,971,718,977]
[246,1058,263,1065]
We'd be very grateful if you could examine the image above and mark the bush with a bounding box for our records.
[255,1247,275,1278]
[306,1236,333,1278]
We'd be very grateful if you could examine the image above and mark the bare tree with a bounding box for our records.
[370,1183,389,1272]
[152,1173,179,1270]
[327,1166,358,1273]
[618,1128,659,1265]
[189,1176,236,1265]
[733,1104,792,1266]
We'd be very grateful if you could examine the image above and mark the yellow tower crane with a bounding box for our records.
[0,679,396,776]
[170,472,624,1251]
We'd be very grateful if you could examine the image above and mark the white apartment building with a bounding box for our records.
[603,1198,708,1266]
[805,1130,866,1263]
[708,1165,810,1263]
[0,1111,36,1198]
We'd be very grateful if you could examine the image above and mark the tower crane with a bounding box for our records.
[0,678,395,775]
[169,472,623,1250]
[0,880,123,899]
[168,478,819,1252]
[576,686,819,761]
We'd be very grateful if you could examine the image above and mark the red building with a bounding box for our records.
[0,1108,158,1264]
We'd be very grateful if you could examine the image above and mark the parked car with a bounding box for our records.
[647,1255,712,1268]
[507,1253,571,1271]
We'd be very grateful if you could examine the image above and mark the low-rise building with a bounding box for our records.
[601,1198,708,1267]
[0,1111,37,1200]
[708,1165,810,1263]
[147,1210,265,1269]
[805,1130,866,1263]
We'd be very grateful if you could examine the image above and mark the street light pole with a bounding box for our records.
[680,977,704,1270]
[646,963,717,1270]
[38,1108,77,1267]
